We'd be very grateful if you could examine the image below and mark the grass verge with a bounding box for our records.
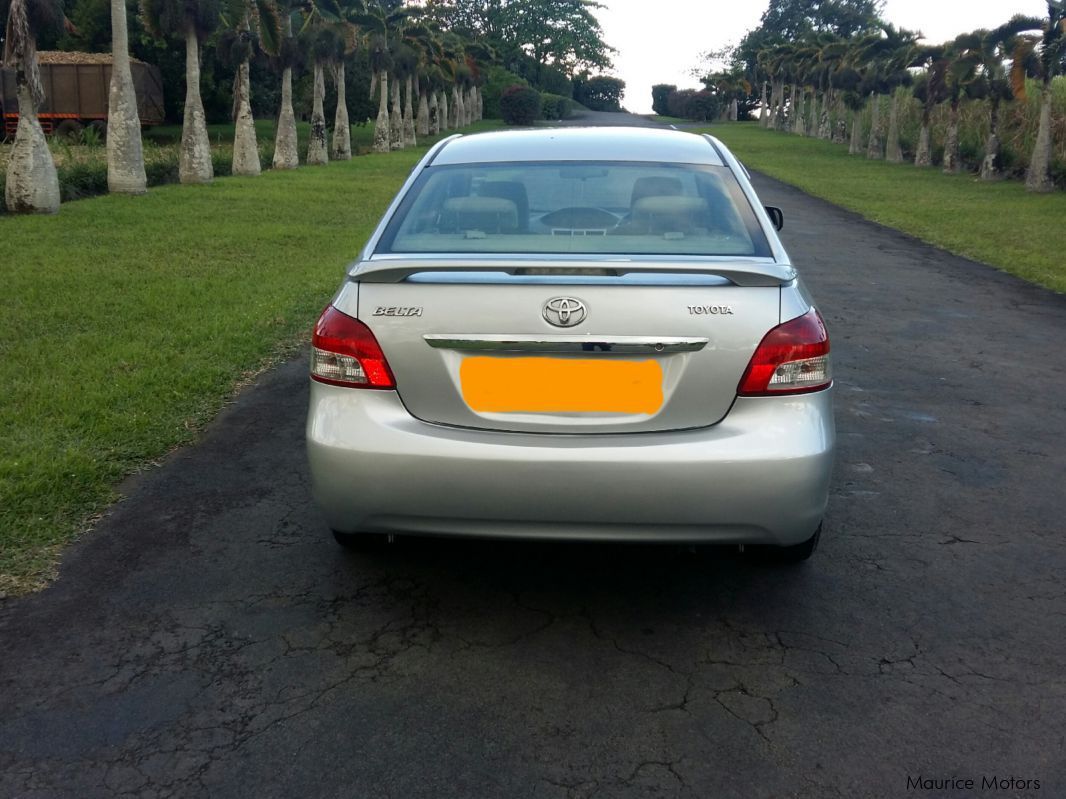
[699,122,1066,294]
[0,120,500,596]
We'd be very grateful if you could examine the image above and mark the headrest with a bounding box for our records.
[631,176,683,205]
[441,196,518,231]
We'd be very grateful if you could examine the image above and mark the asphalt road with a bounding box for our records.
[2,132,1066,798]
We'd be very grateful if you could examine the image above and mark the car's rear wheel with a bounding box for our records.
[747,524,821,564]
[331,529,391,550]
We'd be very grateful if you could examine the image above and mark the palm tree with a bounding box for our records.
[299,1,348,166]
[939,33,982,174]
[330,27,356,160]
[107,0,147,194]
[354,1,406,151]
[141,0,220,184]
[393,43,417,147]
[871,26,921,163]
[975,20,1037,180]
[766,43,796,130]
[1011,4,1066,192]
[813,38,849,140]
[3,0,62,212]
[831,54,866,154]
[791,40,820,135]
[401,20,441,137]
[218,0,282,176]
[910,45,948,167]
[368,31,391,151]
[857,26,920,161]
[271,1,301,169]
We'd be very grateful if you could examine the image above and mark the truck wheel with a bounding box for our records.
[87,120,107,143]
[55,120,84,142]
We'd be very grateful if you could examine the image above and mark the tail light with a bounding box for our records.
[311,305,396,389]
[737,308,831,396]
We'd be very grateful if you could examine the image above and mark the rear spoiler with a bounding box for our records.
[350,257,796,288]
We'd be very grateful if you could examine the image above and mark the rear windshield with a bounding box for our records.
[375,161,771,257]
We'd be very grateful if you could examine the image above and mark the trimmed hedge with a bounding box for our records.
[540,93,573,121]
[500,85,542,126]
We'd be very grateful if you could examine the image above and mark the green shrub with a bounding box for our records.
[59,161,109,202]
[652,84,676,116]
[540,93,573,121]
[685,90,722,122]
[573,74,625,112]
[0,138,275,214]
[500,85,542,126]
[482,66,530,119]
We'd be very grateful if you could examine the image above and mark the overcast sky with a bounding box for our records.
[597,0,1049,114]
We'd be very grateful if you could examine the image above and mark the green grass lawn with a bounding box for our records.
[0,120,501,596]
[698,122,1066,294]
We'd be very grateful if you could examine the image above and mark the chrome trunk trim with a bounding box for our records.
[423,334,709,354]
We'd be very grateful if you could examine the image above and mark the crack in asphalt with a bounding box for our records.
[2,167,1065,797]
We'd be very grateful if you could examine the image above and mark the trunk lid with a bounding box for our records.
[352,266,783,434]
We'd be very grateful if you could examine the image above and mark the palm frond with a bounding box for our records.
[254,0,283,55]
[1011,39,1036,97]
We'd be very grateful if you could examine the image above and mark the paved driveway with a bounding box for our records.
[2,128,1065,798]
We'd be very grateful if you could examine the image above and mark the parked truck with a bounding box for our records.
[1,51,165,140]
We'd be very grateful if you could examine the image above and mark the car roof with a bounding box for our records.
[431,126,726,167]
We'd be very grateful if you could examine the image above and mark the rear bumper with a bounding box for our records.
[306,385,835,546]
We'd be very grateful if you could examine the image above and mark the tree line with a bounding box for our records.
[1,0,615,213]
[684,0,1066,192]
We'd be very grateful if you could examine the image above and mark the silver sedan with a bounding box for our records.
[306,127,834,561]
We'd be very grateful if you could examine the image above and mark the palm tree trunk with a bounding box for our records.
[180,27,213,184]
[884,90,902,163]
[776,83,788,130]
[306,62,328,165]
[372,70,390,153]
[806,89,818,136]
[416,75,429,136]
[389,75,404,149]
[942,100,960,174]
[106,0,146,194]
[848,108,863,155]
[428,91,439,134]
[818,90,832,140]
[331,63,351,160]
[729,98,738,121]
[980,101,1001,181]
[832,95,847,143]
[454,86,465,127]
[4,80,60,213]
[865,93,882,159]
[914,120,931,166]
[767,81,778,128]
[1025,81,1054,192]
[273,66,299,169]
[440,89,450,131]
[232,59,260,176]
[759,82,768,126]
[403,74,416,147]
[791,84,802,133]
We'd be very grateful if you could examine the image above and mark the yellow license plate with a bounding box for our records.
[460,357,663,414]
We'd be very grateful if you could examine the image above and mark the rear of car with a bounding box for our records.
[306,128,834,556]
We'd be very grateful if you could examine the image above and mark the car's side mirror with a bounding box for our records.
[765,206,784,231]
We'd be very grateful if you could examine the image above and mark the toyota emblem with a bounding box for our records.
[543,297,588,327]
